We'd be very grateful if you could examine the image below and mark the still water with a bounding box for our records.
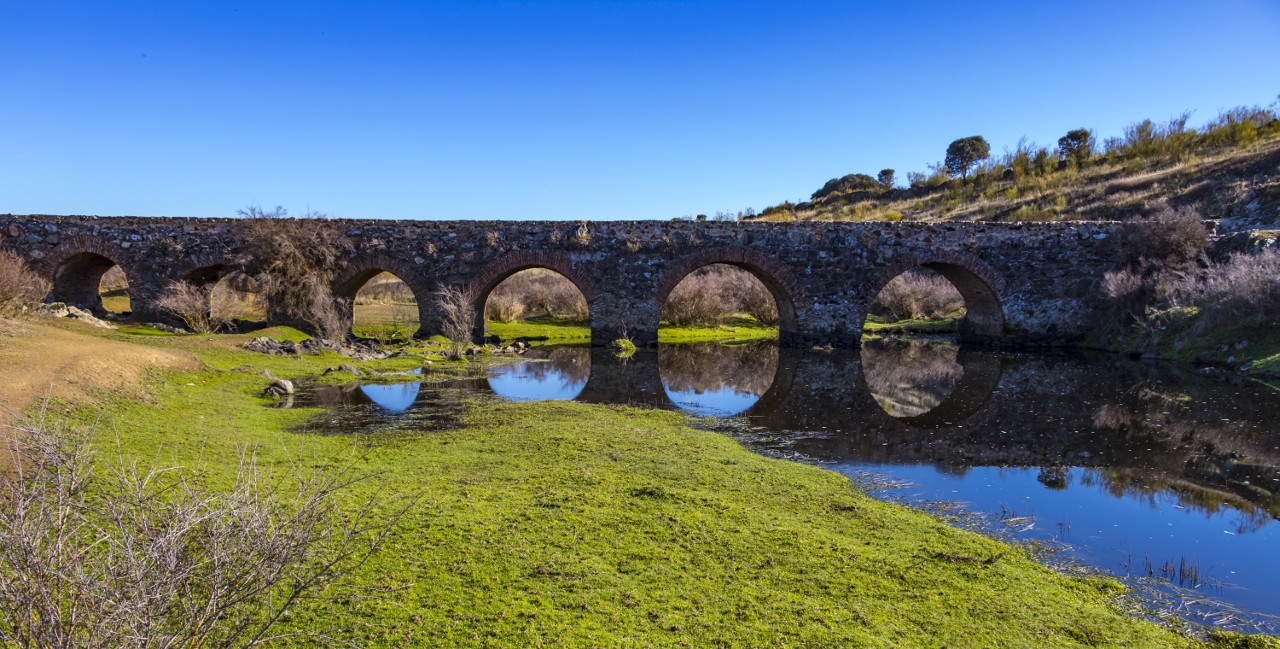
[288,340,1280,628]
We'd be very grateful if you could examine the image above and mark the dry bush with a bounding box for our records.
[0,410,405,648]
[0,249,48,317]
[1173,248,1280,335]
[870,269,966,321]
[1112,204,1210,268]
[435,285,477,358]
[661,264,778,327]
[485,269,588,322]
[485,292,527,323]
[354,273,416,305]
[100,265,128,292]
[155,280,234,333]
[230,207,352,340]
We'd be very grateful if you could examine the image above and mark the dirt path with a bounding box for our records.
[0,320,198,417]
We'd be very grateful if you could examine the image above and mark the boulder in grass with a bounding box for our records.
[263,379,294,397]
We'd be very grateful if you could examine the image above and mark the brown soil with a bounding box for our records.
[0,319,198,418]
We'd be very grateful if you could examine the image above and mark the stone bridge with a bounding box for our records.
[0,214,1127,346]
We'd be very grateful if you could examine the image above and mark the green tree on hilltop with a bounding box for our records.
[877,169,895,188]
[811,173,879,200]
[1058,129,1095,166]
[944,136,990,180]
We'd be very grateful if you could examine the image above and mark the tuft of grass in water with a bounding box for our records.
[23,329,1208,647]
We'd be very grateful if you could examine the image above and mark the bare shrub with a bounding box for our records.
[1174,248,1280,336]
[155,280,233,333]
[661,264,779,327]
[1113,204,1209,269]
[871,269,966,321]
[100,265,129,292]
[435,285,477,358]
[354,273,416,305]
[485,269,588,322]
[0,410,405,648]
[230,206,352,340]
[0,249,48,317]
[485,292,527,323]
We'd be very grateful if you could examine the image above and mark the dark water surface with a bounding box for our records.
[288,340,1280,628]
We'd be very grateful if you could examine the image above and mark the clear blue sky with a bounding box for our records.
[3,1,1278,221]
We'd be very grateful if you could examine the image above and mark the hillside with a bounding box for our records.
[749,105,1280,233]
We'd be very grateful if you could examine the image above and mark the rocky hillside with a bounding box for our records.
[751,106,1280,233]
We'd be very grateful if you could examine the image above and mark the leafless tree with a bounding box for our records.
[229,206,353,340]
[0,408,408,648]
[434,285,476,358]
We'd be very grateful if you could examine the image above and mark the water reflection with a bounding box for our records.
[282,340,1280,624]
[861,337,961,417]
[490,347,589,401]
[359,382,421,412]
[659,342,777,416]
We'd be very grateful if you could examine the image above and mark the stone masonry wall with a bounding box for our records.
[0,214,1129,347]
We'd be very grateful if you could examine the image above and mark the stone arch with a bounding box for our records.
[42,236,138,312]
[174,253,233,287]
[466,251,601,341]
[652,246,803,339]
[331,255,431,336]
[864,250,1007,339]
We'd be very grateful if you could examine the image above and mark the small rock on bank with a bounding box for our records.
[263,379,294,397]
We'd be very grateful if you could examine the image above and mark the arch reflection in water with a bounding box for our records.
[861,338,963,417]
[658,342,778,416]
[488,347,590,402]
[358,382,421,412]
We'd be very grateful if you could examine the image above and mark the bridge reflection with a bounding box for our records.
[289,341,1280,519]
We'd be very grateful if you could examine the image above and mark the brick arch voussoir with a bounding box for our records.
[332,255,431,302]
[863,250,1008,305]
[40,235,140,283]
[466,251,601,303]
[651,246,806,311]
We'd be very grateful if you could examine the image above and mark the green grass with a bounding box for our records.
[25,327,1210,647]
[863,314,959,336]
[485,316,591,343]
[658,316,778,344]
[100,287,130,313]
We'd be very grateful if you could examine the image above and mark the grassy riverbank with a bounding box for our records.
[2,321,1240,646]
[862,314,957,337]
[657,315,778,344]
[485,316,592,344]
[482,315,781,345]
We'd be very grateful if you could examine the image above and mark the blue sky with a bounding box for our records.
[3,1,1278,221]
